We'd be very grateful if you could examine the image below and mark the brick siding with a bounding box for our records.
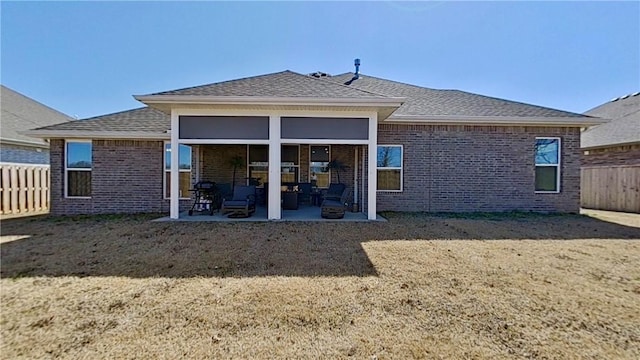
[0,143,49,164]
[199,144,247,185]
[582,144,640,166]
[49,125,581,215]
[377,124,581,213]
[50,139,190,215]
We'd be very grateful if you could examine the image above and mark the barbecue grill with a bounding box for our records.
[188,181,221,216]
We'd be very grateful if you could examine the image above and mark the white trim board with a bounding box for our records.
[385,115,604,127]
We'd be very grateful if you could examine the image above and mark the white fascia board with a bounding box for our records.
[581,140,640,150]
[23,130,170,140]
[384,115,607,127]
[280,138,370,145]
[179,139,269,145]
[134,95,405,108]
[0,138,49,148]
[173,108,376,118]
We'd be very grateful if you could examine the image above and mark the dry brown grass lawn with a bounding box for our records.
[1,212,639,359]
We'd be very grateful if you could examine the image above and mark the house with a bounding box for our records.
[26,67,603,220]
[581,92,640,213]
[582,92,640,166]
[1,85,73,164]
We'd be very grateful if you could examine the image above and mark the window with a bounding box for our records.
[65,141,92,197]
[164,143,192,198]
[248,145,268,186]
[310,145,330,188]
[377,145,403,191]
[281,145,299,184]
[535,138,560,192]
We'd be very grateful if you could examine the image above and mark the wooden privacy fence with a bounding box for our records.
[0,163,50,217]
[581,165,640,213]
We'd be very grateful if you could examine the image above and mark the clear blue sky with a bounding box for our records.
[2,1,638,119]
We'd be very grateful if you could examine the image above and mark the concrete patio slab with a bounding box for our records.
[152,204,386,222]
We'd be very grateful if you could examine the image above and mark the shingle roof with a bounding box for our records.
[33,107,170,133]
[581,93,640,149]
[148,70,387,98]
[29,70,599,137]
[325,73,586,118]
[1,85,73,146]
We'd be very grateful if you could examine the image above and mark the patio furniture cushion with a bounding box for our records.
[221,185,256,218]
[322,183,346,202]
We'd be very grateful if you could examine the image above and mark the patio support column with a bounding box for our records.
[367,112,378,220]
[170,110,180,219]
[268,114,281,220]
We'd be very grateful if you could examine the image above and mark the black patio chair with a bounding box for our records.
[322,183,346,202]
[321,187,350,219]
[297,182,312,204]
[220,185,256,218]
[216,183,233,201]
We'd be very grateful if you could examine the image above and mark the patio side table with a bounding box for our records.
[310,191,322,206]
[282,191,298,210]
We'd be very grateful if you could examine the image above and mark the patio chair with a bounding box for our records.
[321,187,350,219]
[297,182,312,204]
[220,185,256,218]
[216,183,233,201]
[322,183,346,202]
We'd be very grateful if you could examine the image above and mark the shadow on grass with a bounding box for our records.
[1,212,638,279]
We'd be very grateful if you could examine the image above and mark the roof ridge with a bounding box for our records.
[329,73,586,118]
[148,70,294,96]
[610,91,640,102]
[147,70,391,98]
[306,72,393,98]
[328,72,442,92]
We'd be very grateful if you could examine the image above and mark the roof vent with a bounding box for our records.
[309,71,328,78]
[344,58,361,85]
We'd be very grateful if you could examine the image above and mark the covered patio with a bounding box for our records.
[177,142,368,221]
[141,108,399,221]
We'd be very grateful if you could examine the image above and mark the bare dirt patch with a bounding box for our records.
[1,213,639,359]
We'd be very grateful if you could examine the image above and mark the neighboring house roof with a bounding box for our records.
[326,72,586,119]
[581,92,640,149]
[1,85,73,147]
[27,69,603,139]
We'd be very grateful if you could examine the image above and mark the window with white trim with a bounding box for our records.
[281,145,300,184]
[248,145,268,185]
[310,145,330,188]
[534,137,560,192]
[377,145,403,191]
[65,140,92,197]
[164,143,192,199]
